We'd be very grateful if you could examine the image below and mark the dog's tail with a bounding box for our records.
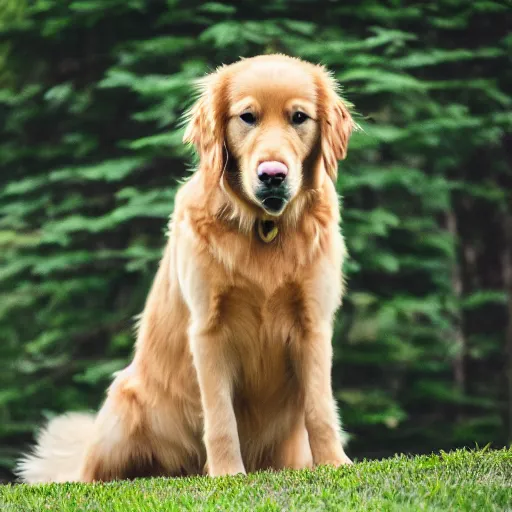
[16,412,96,483]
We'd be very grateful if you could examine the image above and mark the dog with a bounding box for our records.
[17,54,355,483]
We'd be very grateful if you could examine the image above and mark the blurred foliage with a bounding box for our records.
[0,0,511,479]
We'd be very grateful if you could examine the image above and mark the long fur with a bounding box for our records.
[17,54,355,483]
[16,413,95,483]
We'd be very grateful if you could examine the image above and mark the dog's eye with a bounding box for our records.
[292,111,309,125]
[240,112,257,125]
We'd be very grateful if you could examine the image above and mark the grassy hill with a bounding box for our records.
[1,448,510,511]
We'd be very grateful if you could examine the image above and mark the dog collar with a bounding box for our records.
[257,219,279,243]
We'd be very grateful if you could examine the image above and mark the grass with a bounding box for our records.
[1,448,510,511]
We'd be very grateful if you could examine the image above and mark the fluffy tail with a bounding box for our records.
[16,412,96,483]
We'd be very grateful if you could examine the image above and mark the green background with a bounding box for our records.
[0,0,510,481]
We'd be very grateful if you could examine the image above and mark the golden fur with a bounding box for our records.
[17,54,355,482]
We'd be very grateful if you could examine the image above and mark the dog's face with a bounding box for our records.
[184,55,354,218]
[225,62,320,216]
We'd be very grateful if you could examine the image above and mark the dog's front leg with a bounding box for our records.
[302,325,352,467]
[190,326,246,477]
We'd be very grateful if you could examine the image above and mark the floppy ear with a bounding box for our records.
[316,70,355,182]
[183,71,226,183]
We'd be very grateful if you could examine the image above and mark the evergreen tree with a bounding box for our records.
[0,0,510,480]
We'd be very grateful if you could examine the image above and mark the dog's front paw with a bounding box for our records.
[207,462,247,477]
[322,454,353,467]
[315,451,353,468]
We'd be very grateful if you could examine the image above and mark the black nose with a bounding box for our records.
[258,172,287,188]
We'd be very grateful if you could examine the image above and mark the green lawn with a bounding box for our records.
[1,448,510,511]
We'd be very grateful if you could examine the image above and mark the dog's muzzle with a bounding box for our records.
[255,161,290,215]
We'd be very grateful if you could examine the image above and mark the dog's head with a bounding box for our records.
[183,55,355,218]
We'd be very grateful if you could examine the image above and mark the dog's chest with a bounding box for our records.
[216,281,309,396]
[218,279,308,339]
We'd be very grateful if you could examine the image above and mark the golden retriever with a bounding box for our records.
[17,54,355,482]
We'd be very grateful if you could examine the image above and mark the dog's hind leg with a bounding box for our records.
[79,369,192,482]
[78,375,156,482]
[274,415,313,470]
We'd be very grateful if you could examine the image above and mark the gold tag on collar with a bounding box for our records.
[257,219,279,243]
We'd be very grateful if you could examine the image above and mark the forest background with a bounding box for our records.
[0,0,510,482]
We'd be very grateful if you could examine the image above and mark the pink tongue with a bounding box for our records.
[257,161,288,177]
